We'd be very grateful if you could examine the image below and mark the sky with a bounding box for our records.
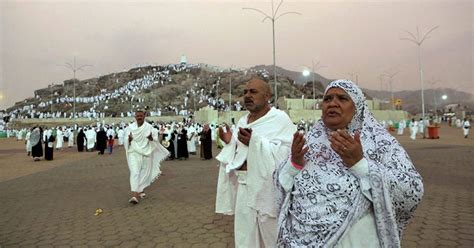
[0,0,472,109]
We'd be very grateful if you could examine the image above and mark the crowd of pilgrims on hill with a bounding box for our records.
[12,116,232,162]
[5,63,258,121]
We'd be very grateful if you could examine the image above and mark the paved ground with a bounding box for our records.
[0,124,473,247]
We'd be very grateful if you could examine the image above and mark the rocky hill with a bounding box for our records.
[6,64,322,118]
[251,65,332,87]
[6,62,472,117]
[362,88,474,114]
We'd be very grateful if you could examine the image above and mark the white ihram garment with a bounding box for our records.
[68,131,74,147]
[25,132,32,153]
[86,130,96,150]
[215,107,295,248]
[117,129,125,145]
[409,121,418,140]
[397,120,405,135]
[463,120,471,136]
[124,122,169,193]
[186,126,197,153]
[55,130,64,149]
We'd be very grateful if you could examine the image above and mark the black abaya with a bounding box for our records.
[96,130,107,155]
[200,130,212,160]
[163,132,175,159]
[77,131,86,152]
[31,139,43,158]
[44,136,55,161]
[176,129,189,159]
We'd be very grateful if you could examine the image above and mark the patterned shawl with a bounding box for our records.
[275,80,424,247]
[29,127,41,147]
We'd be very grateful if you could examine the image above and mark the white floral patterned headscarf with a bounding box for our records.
[323,79,366,133]
[275,79,424,247]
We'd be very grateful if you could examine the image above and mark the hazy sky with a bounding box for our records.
[1,0,472,109]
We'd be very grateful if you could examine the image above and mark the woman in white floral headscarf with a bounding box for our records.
[274,80,423,247]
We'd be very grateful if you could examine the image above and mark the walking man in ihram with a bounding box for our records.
[124,108,169,204]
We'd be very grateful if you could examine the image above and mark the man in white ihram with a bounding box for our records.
[215,78,296,247]
[124,109,169,204]
[85,127,97,151]
[117,127,125,146]
[55,127,64,150]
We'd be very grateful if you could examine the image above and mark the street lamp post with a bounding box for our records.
[216,80,220,103]
[382,71,399,110]
[401,25,439,137]
[49,83,55,114]
[441,94,448,117]
[243,0,301,105]
[228,66,233,113]
[347,72,358,85]
[452,85,464,101]
[194,77,199,113]
[229,77,232,109]
[427,80,441,119]
[378,74,385,101]
[60,57,92,119]
[193,92,196,114]
[190,82,197,114]
[302,60,326,101]
[154,92,157,114]
[303,60,326,110]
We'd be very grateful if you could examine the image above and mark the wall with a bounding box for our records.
[10,109,410,128]
[278,98,383,111]
[278,98,320,110]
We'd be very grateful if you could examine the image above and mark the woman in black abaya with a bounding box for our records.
[30,127,43,161]
[44,133,56,161]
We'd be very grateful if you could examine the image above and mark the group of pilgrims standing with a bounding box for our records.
[26,126,75,161]
[21,119,225,162]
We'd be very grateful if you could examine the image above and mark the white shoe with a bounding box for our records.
[139,192,146,199]
[128,196,139,204]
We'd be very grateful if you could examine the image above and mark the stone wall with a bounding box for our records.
[10,108,410,128]
[277,98,384,111]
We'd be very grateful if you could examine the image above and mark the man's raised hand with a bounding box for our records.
[218,124,232,144]
[237,128,252,146]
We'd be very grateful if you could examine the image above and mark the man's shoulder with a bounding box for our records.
[270,107,290,118]
[268,108,293,124]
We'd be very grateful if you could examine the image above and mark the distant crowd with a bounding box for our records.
[10,117,237,162]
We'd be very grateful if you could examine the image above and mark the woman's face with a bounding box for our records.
[322,87,356,130]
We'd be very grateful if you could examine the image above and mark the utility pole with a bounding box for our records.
[229,77,232,110]
[427,80,441,119]
[382,71,399,111]
[401,25,439,138]
[347,72,358,85]
[50,83,55,114]
[243,0,301,105]
[302,60,326,107]
[60,57,92,119]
